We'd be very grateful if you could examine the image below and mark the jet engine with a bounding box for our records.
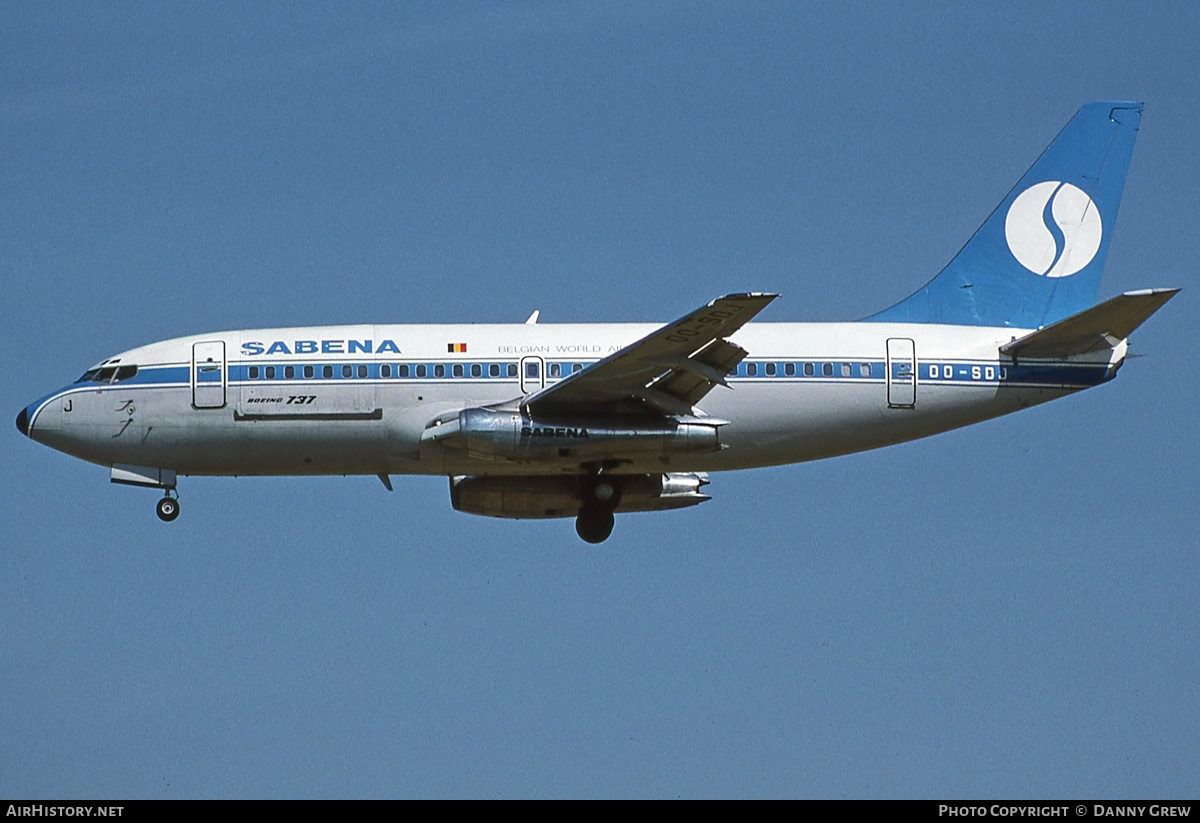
[449,472,711,520]
[424,408,721,463]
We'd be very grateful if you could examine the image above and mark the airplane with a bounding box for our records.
[16,101,1178,543]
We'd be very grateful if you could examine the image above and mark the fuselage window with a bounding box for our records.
[803,362,814,377]
[453,364,464,378]
[489,364,500,378]
[381,364,391,378]
[322,365,333,379]
[746,363,757,377]
[434,364,445,378]
[399,364,410,378]
[357,364,367,379]
[785,362,795,377]
[249,366,260,380]
[304,365,314,379]
[572,363,582,373]
[507,363,517,378]
[471,364,482,378]
[841,363,851,377]
[416,364,427,378]
[822,362,833,377]
[285,365,295,379]
[860,363,871,377]
[525,361,539,379]
[766,362,776,377]
[265,366,276,379]
[549,363,561,378]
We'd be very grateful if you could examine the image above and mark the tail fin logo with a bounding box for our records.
[1004,181,1103,278]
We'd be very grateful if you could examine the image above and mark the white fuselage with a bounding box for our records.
[23,320,1120,479]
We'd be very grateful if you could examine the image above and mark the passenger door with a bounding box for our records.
[192,341,227,409]
[886,337,916,408]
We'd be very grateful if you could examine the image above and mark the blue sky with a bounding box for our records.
[3,1,1197,798]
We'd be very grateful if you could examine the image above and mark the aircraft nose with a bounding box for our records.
[16,406,29,436]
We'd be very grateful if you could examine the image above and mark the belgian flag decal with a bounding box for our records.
[447,343,467,353]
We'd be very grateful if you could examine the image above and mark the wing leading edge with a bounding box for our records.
[522,292,778,416]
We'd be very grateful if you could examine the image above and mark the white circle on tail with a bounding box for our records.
[1004,181,1102,277]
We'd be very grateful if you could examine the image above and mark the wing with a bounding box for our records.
[522,292,778,416]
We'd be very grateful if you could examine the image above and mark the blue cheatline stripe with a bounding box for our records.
[35,355,1109,428]
[98,358,1117,388]
[730,359,1110,388]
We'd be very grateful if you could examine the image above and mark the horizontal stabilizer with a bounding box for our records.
[1000,288,1179,359]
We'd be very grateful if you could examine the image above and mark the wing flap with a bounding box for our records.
[524,292,777,414]
[647,339,748,409]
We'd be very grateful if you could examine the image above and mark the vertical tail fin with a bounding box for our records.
[866,101,1142,328]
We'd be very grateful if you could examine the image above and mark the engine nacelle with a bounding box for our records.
[428,408,721,463]
[449,473,711,519]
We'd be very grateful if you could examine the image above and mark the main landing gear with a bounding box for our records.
[575,509,614,543]
[156,493,180,522]
[575,476,620,544]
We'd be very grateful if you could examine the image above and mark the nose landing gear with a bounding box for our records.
[156,493,180,522]
[110,465,180,522]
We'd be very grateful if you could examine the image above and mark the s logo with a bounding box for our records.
[1004,181,1102,277]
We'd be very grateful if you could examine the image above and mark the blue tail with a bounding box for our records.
[866,101,1142,328]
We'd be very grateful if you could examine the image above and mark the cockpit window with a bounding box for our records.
[75,365,139,384]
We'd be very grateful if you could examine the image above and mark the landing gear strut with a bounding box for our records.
[156,494,180,522]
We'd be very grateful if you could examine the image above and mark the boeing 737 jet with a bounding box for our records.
[16,102,1177,542]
